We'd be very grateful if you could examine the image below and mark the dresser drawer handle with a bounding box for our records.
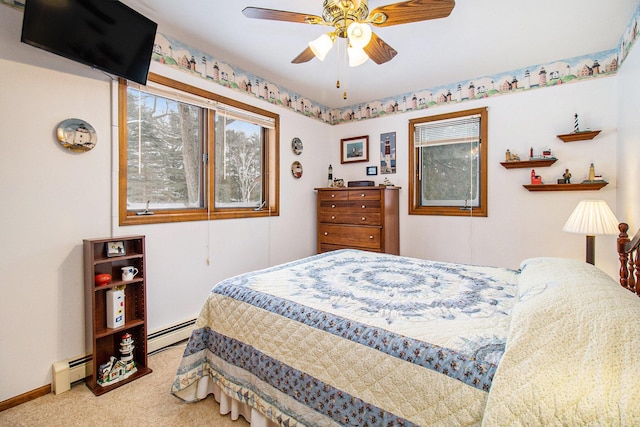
[361,193,365,197]
[361,205,366,209]
[324,232,328,236]
[361,217,366,221]
[369,235,374,239]
[331,216,336,220]
[331,204,336,208]
[331,194,335,198]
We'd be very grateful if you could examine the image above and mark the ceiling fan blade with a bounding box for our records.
[292,47,316,64]
[369,0,455,27]
[364,33,398,64]
[242,7,323,25]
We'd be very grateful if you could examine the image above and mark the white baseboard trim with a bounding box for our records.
[52,318,196,395]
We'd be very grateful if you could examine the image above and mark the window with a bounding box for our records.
[409,107,487,217]
[118,73,279,225]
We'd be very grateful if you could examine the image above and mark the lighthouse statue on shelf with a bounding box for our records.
[96,333,138,387]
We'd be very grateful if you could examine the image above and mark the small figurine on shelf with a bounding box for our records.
[529,147,534,159]
[327,164,333,187]
[505,149,512,161]
[588,163,596,181]
[96,333,138,387]
[531,169,543,184]
[382,177,394,186]
[574,113,580,133]
[563,169,572,184]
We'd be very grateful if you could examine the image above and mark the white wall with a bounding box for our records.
[0,7,327,402]
[0,3,634,403]
[330,78,619,276]
[617,41,640,229]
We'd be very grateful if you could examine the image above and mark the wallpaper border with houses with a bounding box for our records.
[3,1,639,126]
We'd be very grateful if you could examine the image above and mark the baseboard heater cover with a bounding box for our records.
[52,318,196,395]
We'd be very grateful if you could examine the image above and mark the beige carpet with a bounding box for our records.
[0,344,249,427]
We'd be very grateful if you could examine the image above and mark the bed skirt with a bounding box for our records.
[193,375,277,427]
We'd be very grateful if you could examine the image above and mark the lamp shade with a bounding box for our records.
[346,22,372,49]
[309,33,335,61]
[347,46,369,67]
[563,200,619,235]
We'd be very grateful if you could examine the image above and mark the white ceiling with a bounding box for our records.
[121,0,638,108]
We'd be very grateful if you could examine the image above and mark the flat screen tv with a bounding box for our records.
[21,0,157,85]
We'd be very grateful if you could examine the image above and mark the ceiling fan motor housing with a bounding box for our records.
[322,0,370,37]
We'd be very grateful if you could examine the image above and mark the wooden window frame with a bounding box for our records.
[408,107,488,217]
[118,73,279,225]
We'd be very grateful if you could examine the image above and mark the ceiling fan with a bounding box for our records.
[242,0,455,67]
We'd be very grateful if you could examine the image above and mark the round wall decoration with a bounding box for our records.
[56,118,97,152]
[291,137,303,155]
[291,161,303,178]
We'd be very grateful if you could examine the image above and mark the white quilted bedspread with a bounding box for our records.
[173,250,519,426]
[482,257,640,426]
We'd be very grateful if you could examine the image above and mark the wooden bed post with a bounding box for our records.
[618,223,630,291]
[618,222,640,295]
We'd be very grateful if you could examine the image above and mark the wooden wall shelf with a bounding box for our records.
[557,130,601,142]
[523,182,608,191]
[500,158,557,169]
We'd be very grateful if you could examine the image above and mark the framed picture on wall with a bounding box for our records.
[380,132,396,174]
[340,135,369,164]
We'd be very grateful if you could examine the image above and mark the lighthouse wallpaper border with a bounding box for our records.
[2,1,638,126]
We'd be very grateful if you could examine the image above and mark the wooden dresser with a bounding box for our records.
[316,186,400,254]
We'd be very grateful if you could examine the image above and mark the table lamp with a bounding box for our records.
[563,200,619,265]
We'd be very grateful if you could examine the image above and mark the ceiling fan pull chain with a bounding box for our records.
[336,36,341,89]
[343,38,348,99]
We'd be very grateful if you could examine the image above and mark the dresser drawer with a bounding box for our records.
[318,224,381,249]
[348,212,381,226]
[319,210,350,223]
[318,190,349,201]
[348,189,381,201]
[319,243,382,253]
[349,200,381,213]
[319,200,350,211]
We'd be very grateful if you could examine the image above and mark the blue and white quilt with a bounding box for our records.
[172,249,519,426]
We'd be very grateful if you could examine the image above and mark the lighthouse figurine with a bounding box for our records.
[96,333,138,386]
[119,333,138,375]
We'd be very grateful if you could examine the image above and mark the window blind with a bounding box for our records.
[216,104,275,129]
[414,114,481,147]
[131,81,275,129]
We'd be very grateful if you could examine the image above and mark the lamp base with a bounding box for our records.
[586,235,595,265]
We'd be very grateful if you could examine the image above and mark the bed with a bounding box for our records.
[172,223,640,426]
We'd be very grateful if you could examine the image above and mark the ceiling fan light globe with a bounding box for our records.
[309,33,334,61]
[347,22,372,49]
[348,46,369,67]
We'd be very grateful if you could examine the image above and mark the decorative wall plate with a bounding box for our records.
[56,118,97,152]
[291,137,303,155]
[291,161,303,178]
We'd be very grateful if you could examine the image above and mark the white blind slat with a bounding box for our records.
[414,114,481,147]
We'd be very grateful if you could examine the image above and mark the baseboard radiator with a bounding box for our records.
[52,318,196,395]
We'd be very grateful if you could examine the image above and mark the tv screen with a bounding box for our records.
[21,0,157,85]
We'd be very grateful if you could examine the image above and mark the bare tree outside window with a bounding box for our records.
[118,74,279,225]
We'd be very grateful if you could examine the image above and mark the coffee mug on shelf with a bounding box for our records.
[121,266,139,281]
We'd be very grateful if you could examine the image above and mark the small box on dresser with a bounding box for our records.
[315,186,400,254]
